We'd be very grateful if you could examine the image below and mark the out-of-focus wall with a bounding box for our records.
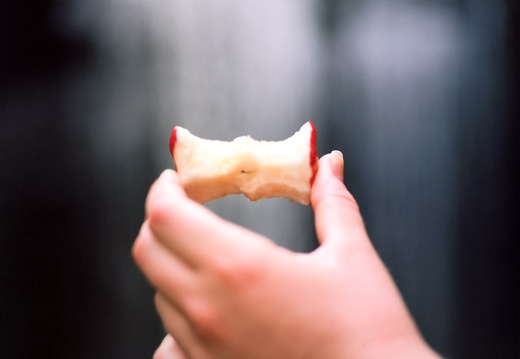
[142,1,322,250]
[1,1,518,358]
[323,2,462,354]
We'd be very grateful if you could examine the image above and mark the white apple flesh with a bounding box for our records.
[169,121,318,205]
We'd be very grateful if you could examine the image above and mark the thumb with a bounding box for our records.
[311,151,369,257]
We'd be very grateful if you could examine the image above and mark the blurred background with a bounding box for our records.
[0,1,518,358]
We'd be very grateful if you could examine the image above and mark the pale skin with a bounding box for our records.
[133,151,441,359]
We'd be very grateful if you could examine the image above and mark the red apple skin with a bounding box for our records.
[308,121,319,186]
[169,126,178,160]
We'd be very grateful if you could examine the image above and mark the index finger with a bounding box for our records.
[145,170,266,267]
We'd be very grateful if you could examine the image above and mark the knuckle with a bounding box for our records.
[147,196,172,228]
[330,186,359,210]
[211,250,261,287]
[318,189,361,220]
[187,300,222,341]
[131,226,150,265]
[131,238,142,263]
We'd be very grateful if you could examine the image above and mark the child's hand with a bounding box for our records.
[133,152,440,359]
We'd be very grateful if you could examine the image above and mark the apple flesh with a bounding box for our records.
[169,121,318,205]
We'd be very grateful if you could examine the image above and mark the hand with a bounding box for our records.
[153,335,187,359]
[133,152,440,359]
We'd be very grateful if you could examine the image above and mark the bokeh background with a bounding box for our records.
[1,1,518,358]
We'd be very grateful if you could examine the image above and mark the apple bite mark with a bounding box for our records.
[169,122,319,205]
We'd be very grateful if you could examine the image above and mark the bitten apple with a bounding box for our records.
[169,122,318,205]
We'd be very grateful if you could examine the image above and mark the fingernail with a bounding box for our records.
[330,150,344,181]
